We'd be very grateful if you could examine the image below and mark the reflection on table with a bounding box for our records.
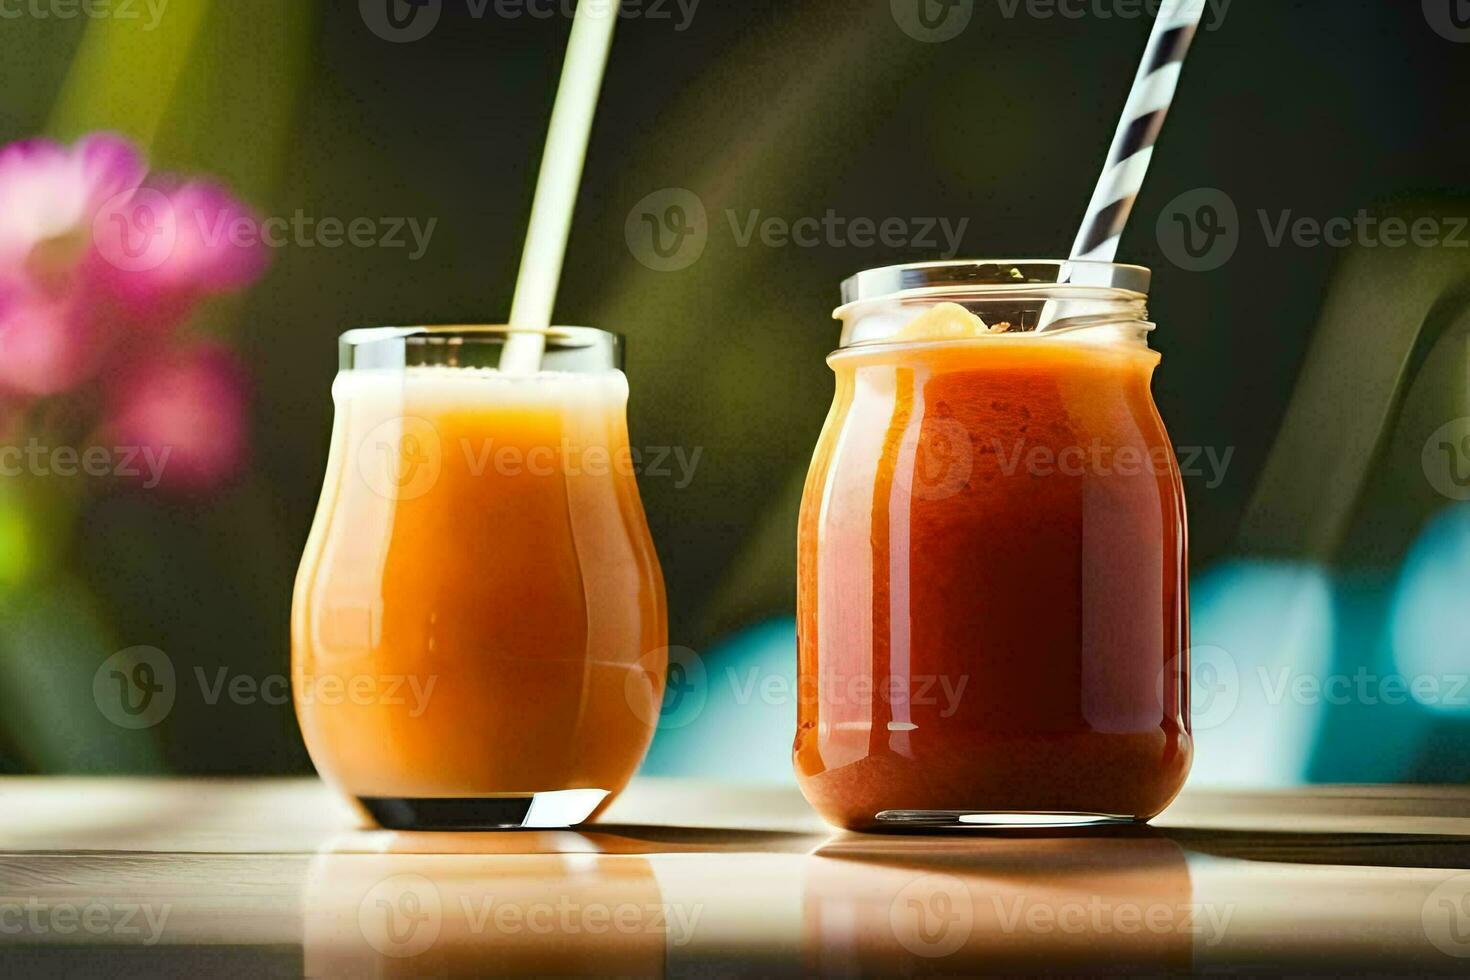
[2,779,1469,976]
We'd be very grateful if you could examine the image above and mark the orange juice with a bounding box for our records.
[293,329,666,829]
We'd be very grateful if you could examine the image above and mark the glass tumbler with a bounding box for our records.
[292,326,667,829]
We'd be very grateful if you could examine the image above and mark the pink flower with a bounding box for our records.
[0,286,102,396]
[0,133,268,398]
[107,344,250,492]
[91,180,270,321]
[0,134,145,272]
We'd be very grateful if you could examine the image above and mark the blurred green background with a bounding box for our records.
[1,0,1468,783]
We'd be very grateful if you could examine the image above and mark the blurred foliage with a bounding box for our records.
[0,0,1468,777]
[2,0,316,773]
[0,577,160,772]
[47,0,212,148]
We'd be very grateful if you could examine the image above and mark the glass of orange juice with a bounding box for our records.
[292,326,667,829]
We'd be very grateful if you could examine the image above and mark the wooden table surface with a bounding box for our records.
[2,778,1469,976]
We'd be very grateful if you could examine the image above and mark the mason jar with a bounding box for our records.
[794,261,1191,830]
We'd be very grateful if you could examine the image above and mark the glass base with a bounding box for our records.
[358,789,609,830]
[874,809,1140,830]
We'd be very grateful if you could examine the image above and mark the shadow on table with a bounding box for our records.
[1160,827,1470,870]
[320,823,820,856]
[813,821,1470,871]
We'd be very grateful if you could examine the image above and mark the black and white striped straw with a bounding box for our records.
[1067,0,1207,263]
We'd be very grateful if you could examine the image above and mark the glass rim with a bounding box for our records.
[838,259,1152,309]
[339,324,622,347]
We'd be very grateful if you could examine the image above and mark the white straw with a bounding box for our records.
[500,1,619,373]
[1037,0,1205,331]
